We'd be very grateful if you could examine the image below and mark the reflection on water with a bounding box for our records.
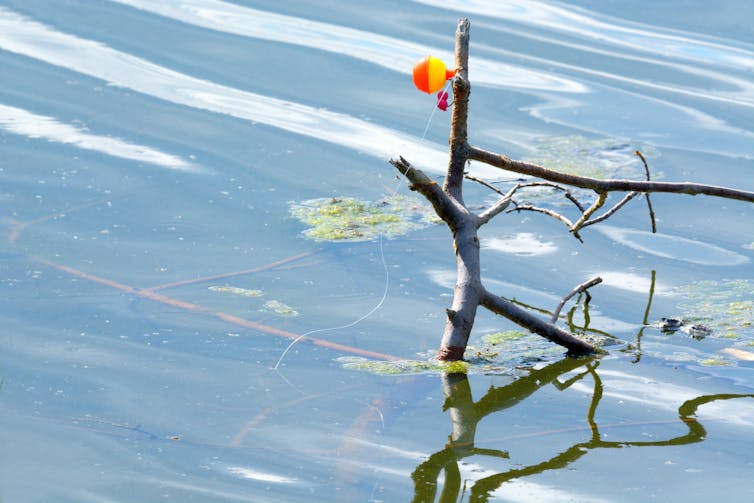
[596,225,749,266]
[413,362,754,502]
[0,103,195,170]
[111,0,587,93]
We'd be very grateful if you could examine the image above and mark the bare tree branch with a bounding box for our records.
[551,277,603,323]
[477,181,586,227]
[443,18,471,203]
[468,145,754,203]
[478,194,513,225]
[388,18,753,361]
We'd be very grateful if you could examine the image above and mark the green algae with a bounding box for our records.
[290,194,436,242]
[208,285,263,297]
[208,285,297,317]
[675,279,754,340]
[482,331,527,345]
[337,356,469,375]
[263,300,298,317]
[339,329,571,376]
[699,358,733,367]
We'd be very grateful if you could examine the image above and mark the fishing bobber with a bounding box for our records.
[412,55,456,94]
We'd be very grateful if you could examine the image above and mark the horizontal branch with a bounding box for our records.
[468,145,754,203]
[481,288,596,355]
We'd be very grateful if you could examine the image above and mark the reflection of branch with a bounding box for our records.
[635,150,657,233]
[468,390,753,503]
[412,357,754,503]
[628,269,657,363]
[413,358,591,502]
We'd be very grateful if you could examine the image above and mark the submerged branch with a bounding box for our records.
[481,289,596,355]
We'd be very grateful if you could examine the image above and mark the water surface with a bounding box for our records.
[1,1,753,501]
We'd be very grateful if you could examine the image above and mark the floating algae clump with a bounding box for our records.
[208,285,263,297]
[338,330,567,376]
[263,300,298,317]
[337,356,469,375]
[675,279,754,339]
[290,194,436,242]
[482,330,527,345]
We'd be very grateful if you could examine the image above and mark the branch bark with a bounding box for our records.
[468,145,754,203]
[481,290,596,355]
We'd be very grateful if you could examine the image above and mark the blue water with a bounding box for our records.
[1,1,753,501]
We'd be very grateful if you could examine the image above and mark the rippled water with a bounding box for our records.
[1,1,753,501]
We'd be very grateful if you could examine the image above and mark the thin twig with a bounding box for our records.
[465,174,507,196]
[571,192,607,239]
[581,192,639,228]
[634,150,657,233]
[551,277,603,324]
[478,181,587,227]
[508,204,575,232]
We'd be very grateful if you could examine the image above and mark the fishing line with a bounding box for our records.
[272,83,451,371]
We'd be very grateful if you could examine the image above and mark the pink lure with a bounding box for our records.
[436,91,450,111]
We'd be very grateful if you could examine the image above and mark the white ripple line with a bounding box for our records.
[0,103,195,170]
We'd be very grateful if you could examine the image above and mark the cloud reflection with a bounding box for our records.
[110,0,586,94]
[414,0,754,70]
[595,225,749,266]
[0,7,457,175]
[0,103,195,171]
